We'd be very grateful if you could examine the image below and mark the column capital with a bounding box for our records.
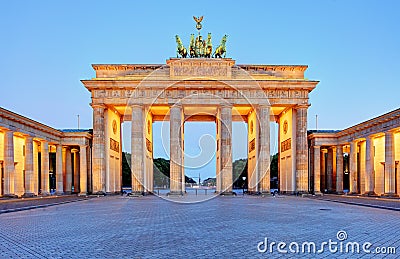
[385,131,395,136]
[170,102,183,108]
[219,103,233,109]
[91,103,106,109]
[295,104,310,109]
[131,104,143,109]
[258,104,271,109]
[24,134,34,140]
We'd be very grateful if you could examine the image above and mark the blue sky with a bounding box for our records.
[1,0,399,179]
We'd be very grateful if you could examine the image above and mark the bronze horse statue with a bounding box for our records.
[204,33,212,58]
[213,35,227,58]
[189,34,196,57]
[175,35,188,58]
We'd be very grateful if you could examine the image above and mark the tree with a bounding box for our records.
[233,158,248,188]
[122,152,131,187]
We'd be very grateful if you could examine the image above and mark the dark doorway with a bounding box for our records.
[343,154,350,191]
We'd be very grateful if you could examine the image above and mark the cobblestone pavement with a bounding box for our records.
[310,194,400,211]
[0,195,399,258]
[0,196,89,213]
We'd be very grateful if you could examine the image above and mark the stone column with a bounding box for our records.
[349,141,358,194]
[384,131,397,196]
[220,104,233,195]
[295,106,309,193]
[23,136,35,197]
[79,145,88,195]
[169,104,183,195]
[321,149,326,191]
[364,136,375,195]
[40,140,50,195]
[336,145,344,194]
[313,146,321,194]
[131,105,144,194]
[258,105,271,194]
[55,144,63,195]
[92,104,106,194]
[3,130,16,197]
[65,147,72,194]
[326,148,333,192]
[73,149,80,193]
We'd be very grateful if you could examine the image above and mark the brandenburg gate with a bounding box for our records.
[81,58,318,195]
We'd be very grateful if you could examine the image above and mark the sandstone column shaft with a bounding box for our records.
[384,132,396,195]
[65,147,72,194]
[73,150,80,193]
[131,105,144,193]
[55,144,63,194]
[79,145,88,194]
[23,136,35,196]
[349,141,358,193]
[40,141,50,195]
[336,145,344,193]
[327,148,333,191]
[313,146,321,194]
[365,136,375,194]
[169,105,183,194]
[220,105,233,194]
[92,104,106,194]
[295,106,309,193]
[258,106,271,193]
[3,130,15,196]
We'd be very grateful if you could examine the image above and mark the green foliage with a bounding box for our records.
[270,153,278,178]
[121,153,279,189]
[233,158,248,188]
[122,152,131,187]
[153,157,170,187]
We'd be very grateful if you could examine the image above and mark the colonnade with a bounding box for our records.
[0,129,88,197]
[312,130,399,196]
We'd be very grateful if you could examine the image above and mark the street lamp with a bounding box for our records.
[242,176,246,196]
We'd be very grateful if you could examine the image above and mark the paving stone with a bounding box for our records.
[0,195,398,258]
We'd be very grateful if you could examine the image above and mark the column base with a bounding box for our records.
[347,192,359,195]
[219,191,237,196]
[260,191,272,197]
[40,192,51,196]
[54,191,64,195]
[2,193,18,198]
[64,191,72,195]
[94,191,106,195]
[22,193,36,198]
[247,191,263,196]
[167,191,184,197]
[362,191,377,197]
[313,191,323,196]
[336,190,344,195]
[381,193,399,198]
[78,193,88,196]
[128,191,144,197]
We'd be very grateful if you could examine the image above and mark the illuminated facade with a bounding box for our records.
[308,109,400,196]
[0,108,91,197]
[2,57,398,198]
[81,58,317,195]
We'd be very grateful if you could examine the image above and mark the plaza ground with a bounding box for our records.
[0,195,399,258]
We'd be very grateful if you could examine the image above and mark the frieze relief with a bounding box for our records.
[93,89,307,99]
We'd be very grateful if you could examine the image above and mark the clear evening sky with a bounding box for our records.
[1,0,399,179]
